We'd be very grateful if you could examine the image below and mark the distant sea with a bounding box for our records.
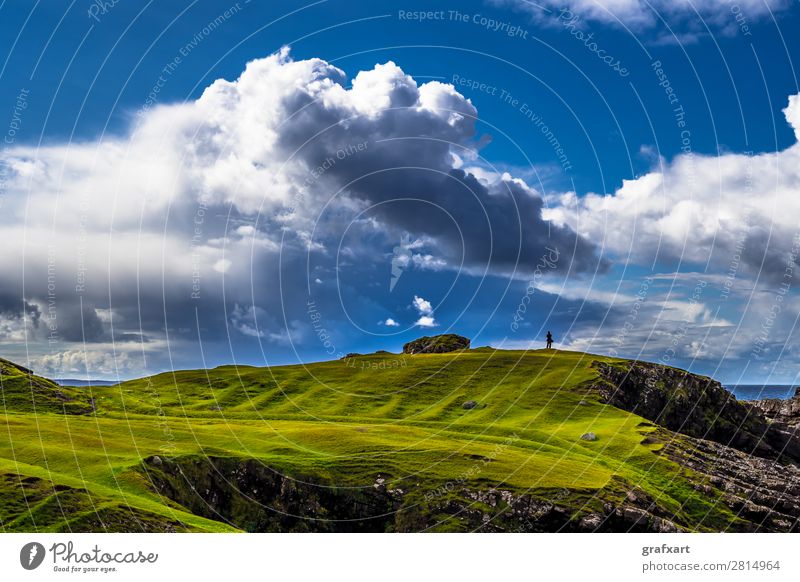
[725,385,799,401]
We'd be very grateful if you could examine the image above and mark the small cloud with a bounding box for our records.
[411,295,437,327]
[638,144,659,163]
[412,295,433,316]
[213,259,232,273]
[383,318,400,327]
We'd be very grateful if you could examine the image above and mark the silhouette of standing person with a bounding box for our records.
[546,331,553,349]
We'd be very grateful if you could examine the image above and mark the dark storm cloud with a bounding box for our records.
[0,294,41,328]
[276,66,603,278]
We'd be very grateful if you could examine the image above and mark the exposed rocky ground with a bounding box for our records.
[141,456,402,532]
[141,445,800,533]
[659,432,800,532]
[140,455,688,533]
[590,361,800,532]
[591,360,800,463]
[750,388,800,431]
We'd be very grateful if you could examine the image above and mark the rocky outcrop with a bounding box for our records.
[441,483,686,532]
[591,361,800,463]
[402,334,470,354]
[141,456,403,532]
[750,389,800,430]
[137,455,724,533]
[659,431,800,532]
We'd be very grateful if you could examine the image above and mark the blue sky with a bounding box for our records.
[1,0,799,383]
[2,1,798,183]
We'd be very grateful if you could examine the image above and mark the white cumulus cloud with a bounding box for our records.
[412,295,437,327]
[544,93,800,280]
[412,295,434,315]
[415,316,437,328]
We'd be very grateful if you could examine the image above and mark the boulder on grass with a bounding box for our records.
[402,334,470,355]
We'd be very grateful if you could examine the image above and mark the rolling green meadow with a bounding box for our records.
[0,349,745,532]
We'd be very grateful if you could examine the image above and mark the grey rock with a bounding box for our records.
[462,400,478,410]
[662,432,800,532]
[622,507,649,526]
[749,392,800,431]
[578,513,603,531]
[580,432,598,441]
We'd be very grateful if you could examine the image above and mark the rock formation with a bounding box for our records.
[402,334,470,354]
[591,360,800,463]
[750,388,800,430]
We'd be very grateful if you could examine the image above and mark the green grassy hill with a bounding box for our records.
[0,349,785,532]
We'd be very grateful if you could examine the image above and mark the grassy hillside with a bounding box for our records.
[0,349,749,532]
[0,358,96,415]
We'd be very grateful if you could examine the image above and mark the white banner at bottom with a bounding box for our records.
[0,533,796,581]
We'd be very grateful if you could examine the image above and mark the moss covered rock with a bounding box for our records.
[402,334,470,354]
